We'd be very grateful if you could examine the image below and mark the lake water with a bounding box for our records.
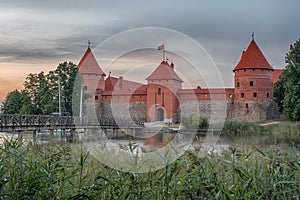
[0,130,230,156]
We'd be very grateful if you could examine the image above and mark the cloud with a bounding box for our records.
[0,0,300,97]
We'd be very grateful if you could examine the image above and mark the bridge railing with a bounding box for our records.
[0,114,145,130]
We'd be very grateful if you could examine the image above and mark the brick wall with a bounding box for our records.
[100,101,146,122]
[179,100,228,123]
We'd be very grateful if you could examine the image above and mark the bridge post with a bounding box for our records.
[33,130,37,145]
[17,130,24,142]
[113,128,118,140]
[61,129,66,142]
[50,129,54,141]
[70,129,77,142]
[130,128,136,137]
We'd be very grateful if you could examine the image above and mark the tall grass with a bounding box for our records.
[221,121,300,149]
[0,136,299,199]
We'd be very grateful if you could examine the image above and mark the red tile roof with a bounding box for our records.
[233,39,273,72]
[272,69,283,84]
[78,47,106,75]
[146,61,183,82]
[104,76,147,94]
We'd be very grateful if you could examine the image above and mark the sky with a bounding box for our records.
[0,0,300,100]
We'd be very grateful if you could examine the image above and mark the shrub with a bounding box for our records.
[222,121,263,135]
[181,114,209,130]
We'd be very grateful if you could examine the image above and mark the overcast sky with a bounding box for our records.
[0,0,300,99]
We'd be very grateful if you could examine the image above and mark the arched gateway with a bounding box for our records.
[156,108,164,121]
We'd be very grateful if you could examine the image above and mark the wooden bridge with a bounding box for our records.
[0,114,145,132]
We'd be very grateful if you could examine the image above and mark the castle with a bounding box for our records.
[77,38,282,123]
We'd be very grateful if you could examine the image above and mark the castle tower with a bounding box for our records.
[145,61,183,122]
[78,47,106,103]
[229,38,278,121]
[233,39,273,102]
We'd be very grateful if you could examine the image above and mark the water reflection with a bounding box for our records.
[0,130,230,157]
[0,130,75,145]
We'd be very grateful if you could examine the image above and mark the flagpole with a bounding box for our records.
[163,49,165,61]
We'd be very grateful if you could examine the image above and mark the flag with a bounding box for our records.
[158,44,164,50]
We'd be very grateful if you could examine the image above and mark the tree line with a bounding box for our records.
[1,62,85,116]
[274,39,300,121]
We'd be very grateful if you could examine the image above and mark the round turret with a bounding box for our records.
[233,39,273,101]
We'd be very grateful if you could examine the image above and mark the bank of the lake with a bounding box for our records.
[0,121,299,199]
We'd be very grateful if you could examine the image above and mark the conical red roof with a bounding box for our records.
[146,61,183,82]
[78,47,106,75]
[233,39,273,72]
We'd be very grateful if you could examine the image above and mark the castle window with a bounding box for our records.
[244,69,246,72]
[246,103,249,113]
[250,81,254,86]
[253,92,257,98]
[158,88,161,95]
[267,93,269,98]
[95,95,98,100]
[84,86,87,91]
[241,93,244,98]
[237,82,240,87]
[253,69,255,71]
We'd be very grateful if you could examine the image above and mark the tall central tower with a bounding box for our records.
[145,61,183,122]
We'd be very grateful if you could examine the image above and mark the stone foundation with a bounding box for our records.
[179,100,227,123]
[226,100,280,122]
[100,101,146,122]
[88,99,279,123]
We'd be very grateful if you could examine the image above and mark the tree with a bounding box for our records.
[23,71,47,114]
[2,90,23,114]
[21,61,83,115]
[20,90,36,114]
[274,39,300,121]
[181,114,209,129]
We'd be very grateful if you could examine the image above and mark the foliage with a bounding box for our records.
[2,61,85,115]
[0,138,299,199]
[181,114,209,129]
[1,90,23,114]
[222,121,263,135]
[274,38,300,120]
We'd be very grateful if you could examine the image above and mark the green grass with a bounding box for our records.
[0,136,299,199]
[220,121,300,149]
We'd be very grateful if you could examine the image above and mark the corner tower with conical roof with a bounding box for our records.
[78,46,106,103]
[227,38,280,122]
[145,61,183,122]
[233,39,273,102]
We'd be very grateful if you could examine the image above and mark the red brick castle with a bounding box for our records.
[77,39,281,123]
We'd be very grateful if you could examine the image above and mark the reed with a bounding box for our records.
[0,135,299,199]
